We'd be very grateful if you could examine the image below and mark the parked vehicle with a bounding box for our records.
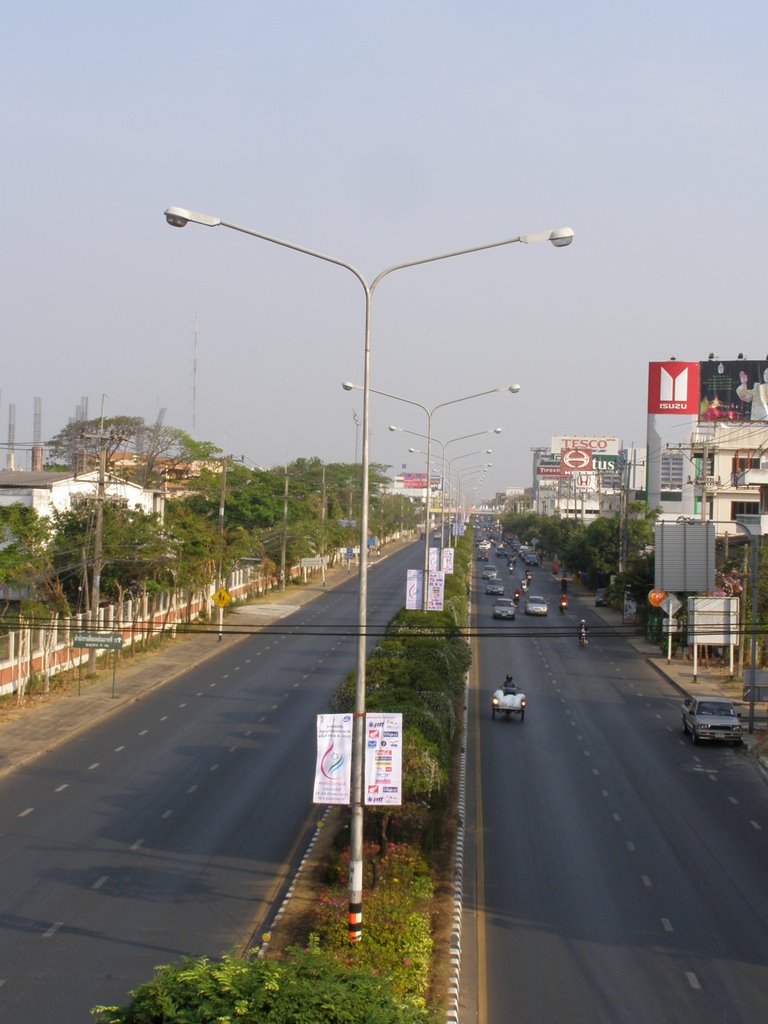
[681,695,743,745]
[595,588,608,606]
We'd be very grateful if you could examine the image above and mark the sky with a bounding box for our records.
[3,1,767,499]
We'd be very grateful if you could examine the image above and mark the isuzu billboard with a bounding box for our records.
[647,361,699,415]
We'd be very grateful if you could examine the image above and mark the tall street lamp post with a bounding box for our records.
[346,380,518,609]
[164,205,572,941]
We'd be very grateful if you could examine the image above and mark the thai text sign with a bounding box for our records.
[364,713,402,805]
[313,714,353,804]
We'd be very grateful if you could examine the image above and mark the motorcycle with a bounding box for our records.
[559,598,568,615]
[520,578,528,593]
[578,628,588,647]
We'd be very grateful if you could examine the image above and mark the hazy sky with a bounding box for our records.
[3,1,766,497]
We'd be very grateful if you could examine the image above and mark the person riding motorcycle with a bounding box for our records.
[559,595,568,614]
[578,619,589,645]
[513,588,521,605]
[502,673,517,695]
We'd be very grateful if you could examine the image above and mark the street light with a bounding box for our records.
[345,381,518,608]
[165,205,572,942]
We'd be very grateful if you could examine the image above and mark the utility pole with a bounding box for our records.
[279,467,289,591]
[81,424,118,675]
[216,456,229,640]
[321,464,327,586]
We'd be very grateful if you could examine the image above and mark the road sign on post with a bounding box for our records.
[73,633,122,650]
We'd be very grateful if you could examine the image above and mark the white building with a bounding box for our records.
[0,470,163,519]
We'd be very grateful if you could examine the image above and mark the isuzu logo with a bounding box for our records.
[648,361,699,415]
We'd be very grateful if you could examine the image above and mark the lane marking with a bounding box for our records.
[114,746,125,752]
[55,784,68,793]
[187,785,198,794]
[661,917,673,932]
[641,875,652,887]
[92,876,108,890]
[162,810,173,819]
[686,972,701,990]
[130,839,144,851]
[19,808,34,817]
[88,763,99,771]
[750,820,762,831]
[43,922,62,939]
[626,841,636,852]
[139,729,149,736]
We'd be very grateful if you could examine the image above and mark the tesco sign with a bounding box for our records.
[551,435,620,456]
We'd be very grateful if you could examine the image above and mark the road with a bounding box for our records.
[467,558,768,1024]
[0,542,419,1023]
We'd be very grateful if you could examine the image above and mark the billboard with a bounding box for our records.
[699,359,768,422]
[551,436,620,456]
[655,522,715,592]
[402,473,427,489]
[647,361,699,415]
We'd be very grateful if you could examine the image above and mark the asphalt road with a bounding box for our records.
[0,543,419,1023]
[467,559,768,1024]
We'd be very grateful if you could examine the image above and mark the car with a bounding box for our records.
[524,595,548,616]
[681,695,743,745]
[493,597,516,619]
[478,551,489,561]
[595,587,608,606]
[491,678,527,721]
[482,566,499,580]
[486,580,505,596]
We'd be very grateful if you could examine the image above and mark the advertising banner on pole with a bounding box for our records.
[429,546,440,571]
[441,547,454,574]
[427,570,445,611]
[364,713,402,805]
[313,714,353,804]
[405,569,422,610]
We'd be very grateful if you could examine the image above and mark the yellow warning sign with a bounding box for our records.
[211,587,233,608]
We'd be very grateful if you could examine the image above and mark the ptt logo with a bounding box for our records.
[648,361,699,415]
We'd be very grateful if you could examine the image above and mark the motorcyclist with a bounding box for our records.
[559,595,568,614]
[578,619,589,644]
[502,673,517,695]
[513,588,521,605]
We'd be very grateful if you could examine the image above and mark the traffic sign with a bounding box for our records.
[648,589,667,607]
[560,449,592,471]
[73,633,122,650]
[211,587,233,608]
[660,594,682,617]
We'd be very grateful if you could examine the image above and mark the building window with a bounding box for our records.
[730,501,759,518]
[661,451,684,490]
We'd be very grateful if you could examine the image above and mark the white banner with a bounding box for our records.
[427,570,445,611]
[405,569,422,610]
[441,547,454,574]
[365,713,403,805]
[429,546,440,571]
[313,714,353,804]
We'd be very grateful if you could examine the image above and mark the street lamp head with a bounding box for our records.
[388,425,401,432]
[164,207,221,229]
[549,227,574,247]
[342,381,356,392]
[498,384,521,394]
[493,427,502,434]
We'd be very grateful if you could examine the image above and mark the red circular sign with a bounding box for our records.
[561,449,591,471]
[648,589,667,607]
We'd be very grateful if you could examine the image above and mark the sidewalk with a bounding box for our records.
[0,543,406,780]
[569,581,768,767]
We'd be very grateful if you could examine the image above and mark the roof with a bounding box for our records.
[0,471,73,488]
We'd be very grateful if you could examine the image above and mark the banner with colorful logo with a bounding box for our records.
[364,713,402,805]
[313,714,353,804]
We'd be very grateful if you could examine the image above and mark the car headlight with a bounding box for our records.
[492,697,499,706]
[698,722,710,729]
[520,699,526,708]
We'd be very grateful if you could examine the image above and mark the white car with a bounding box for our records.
[525,595,548,616]
[491,679,526,721]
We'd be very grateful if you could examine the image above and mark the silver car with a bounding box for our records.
[524,595,548,616]
[681,695,743,746]
[493,597,516,620]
